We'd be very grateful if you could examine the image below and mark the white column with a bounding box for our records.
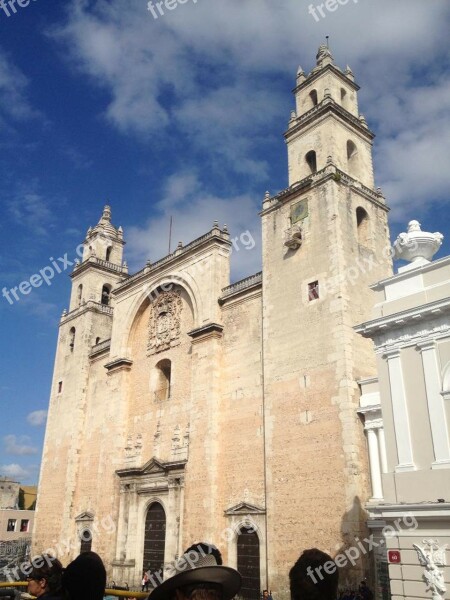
[418,341,450,468]
[367,427,383,499]
[378,427,388,474]
[384,349,415,472]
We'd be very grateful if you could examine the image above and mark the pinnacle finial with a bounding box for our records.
[316,43,334,68]
[345,65,355,81]
[100,205,112,223]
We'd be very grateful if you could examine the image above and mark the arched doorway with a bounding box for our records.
[237,527,260,600]
[79,528,92,554]
[143,502,166,577]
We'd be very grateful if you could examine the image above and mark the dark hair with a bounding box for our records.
[62,551,106,600]
[289,548,339,600]
[27,554,63,594]
[184,543,223,565]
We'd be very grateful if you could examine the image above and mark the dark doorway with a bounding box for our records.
[143,503,166,577]
[237,527,260,600]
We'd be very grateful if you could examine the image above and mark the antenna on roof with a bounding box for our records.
[168,216,173,255]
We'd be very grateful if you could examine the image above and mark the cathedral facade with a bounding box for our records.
[33,46,393,596]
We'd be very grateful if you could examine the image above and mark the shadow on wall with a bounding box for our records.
[334,496,372,591]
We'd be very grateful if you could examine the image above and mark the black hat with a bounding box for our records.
[149,548,241,600]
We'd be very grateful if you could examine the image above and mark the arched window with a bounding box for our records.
[341,88,347,107]
[347,140,359,177]
[79,528,92,554]
[101,284,112,306]
[77,284,83,306]
[309,89,318,107]
[305,150,317,174]
[154,359,172,402]
[356,207,370,246]
[106,246,113,262]
[237,527,260,600]
[69,327,76,351]
[95,337,101,345]
[143,503,166,576]
[347,140,357,160]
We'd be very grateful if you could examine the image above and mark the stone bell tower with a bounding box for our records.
[261,45,393,590]
[33,206,128,557]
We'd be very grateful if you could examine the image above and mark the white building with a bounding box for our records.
[357,221,450,600]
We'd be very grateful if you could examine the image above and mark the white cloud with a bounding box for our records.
[27,410,48,427]
[127,172,262,279]
[3,435,38,456]
[51,0,450,221]
[0,463,31,479]
[0,50,39,124]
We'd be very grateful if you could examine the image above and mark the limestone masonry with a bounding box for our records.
[34,46,393,596]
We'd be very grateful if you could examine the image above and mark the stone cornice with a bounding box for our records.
[220,272,262,304]
[187,323,224,341]
[355,298,450,341]
[71,256,128,279]
[367,502,450,520]
[114,228,231,295]
[60,301,114,326]
[261,165,388,217]
[105,357,133,373]
[116,457,187,478]
[293,63,360,94]
[285,97,374,143]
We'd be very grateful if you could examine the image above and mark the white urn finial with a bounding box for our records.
[394,220,443,272]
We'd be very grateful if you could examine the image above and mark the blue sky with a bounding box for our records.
[1,0,450,484]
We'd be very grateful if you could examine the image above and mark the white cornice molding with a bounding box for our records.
[355,298,450,340]
[357,313,450,354]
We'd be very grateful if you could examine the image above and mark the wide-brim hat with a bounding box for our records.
[149,552,241,600]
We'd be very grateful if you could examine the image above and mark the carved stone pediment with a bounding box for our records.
[148,290,183,355]
[224,502,266,516]
[116,456,187,479]
[75,511,94,522]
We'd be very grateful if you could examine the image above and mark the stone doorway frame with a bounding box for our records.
[112,457,186,587]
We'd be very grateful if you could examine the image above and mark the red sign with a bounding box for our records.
[388,550,401,563]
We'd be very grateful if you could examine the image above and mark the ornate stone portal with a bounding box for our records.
[147,291,183,354]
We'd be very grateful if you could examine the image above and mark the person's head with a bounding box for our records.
[290,549,339,600]
[26,554,63,598]
[149,543,241,600]
[263,591,270,598]
[183,543,223,566]
[62,551,106,600]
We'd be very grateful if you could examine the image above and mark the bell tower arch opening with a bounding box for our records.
[356,206,370,246]
[305,150,317,174]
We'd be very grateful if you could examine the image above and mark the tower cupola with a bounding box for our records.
[285,45,376,188]
[81,205,125,265]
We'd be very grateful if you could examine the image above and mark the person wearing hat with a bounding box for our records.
[149,543,241,600]
[62,551,106,600]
